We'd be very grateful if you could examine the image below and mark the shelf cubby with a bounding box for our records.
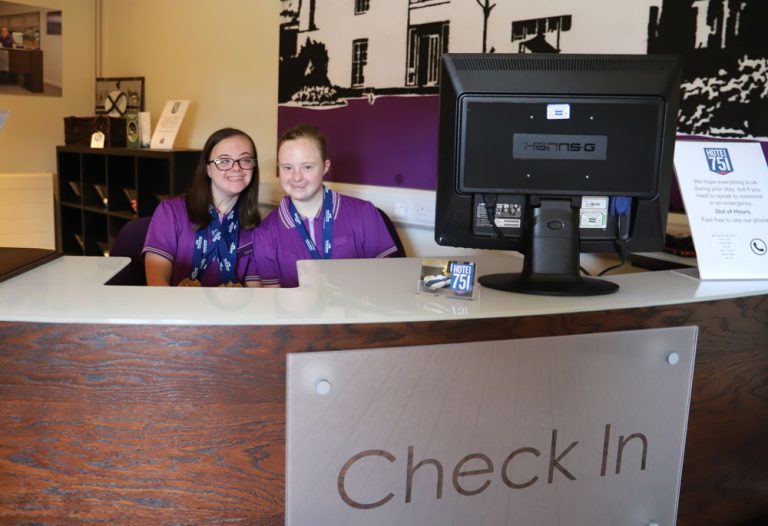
[56,146,200,255]
[107,155,137,214]
[59,204,84,255]
[83,210,109,256]
[57,152,82,206]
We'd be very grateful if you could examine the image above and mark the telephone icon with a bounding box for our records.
[750,238,767,256]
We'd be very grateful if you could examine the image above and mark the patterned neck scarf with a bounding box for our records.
[288,186,334,259]
[190,202,240,284]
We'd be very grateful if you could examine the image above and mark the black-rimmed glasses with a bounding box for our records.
[208,157,257,171]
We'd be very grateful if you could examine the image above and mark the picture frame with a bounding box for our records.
[46,10,62,35]
[95,77,145,116]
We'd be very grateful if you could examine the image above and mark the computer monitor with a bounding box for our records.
[435,53,682,296]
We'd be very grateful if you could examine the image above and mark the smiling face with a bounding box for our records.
[206,134,255,207]
[277,137,330,214]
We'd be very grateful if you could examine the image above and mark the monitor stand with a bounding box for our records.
[479,197,619,296]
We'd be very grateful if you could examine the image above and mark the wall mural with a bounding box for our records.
[279,0,767,190]
[0,0,63,97]
[649,0,766,139]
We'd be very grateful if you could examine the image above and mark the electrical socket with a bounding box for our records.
[413,200,434,224]
[393,201,408,220]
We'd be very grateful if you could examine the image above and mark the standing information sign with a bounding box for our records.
[674,140,768,279]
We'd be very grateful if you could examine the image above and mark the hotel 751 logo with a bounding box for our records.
[704,147,734,175]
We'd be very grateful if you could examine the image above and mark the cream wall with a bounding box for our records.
[0,0,95,174]
[100,0,280,176]
[0,0,279,182]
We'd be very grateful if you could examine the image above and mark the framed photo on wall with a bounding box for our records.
[95,77,145,117]
[47,10,62,35]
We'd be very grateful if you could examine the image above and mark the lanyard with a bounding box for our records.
[190,203,239,283]
[288,186,334,260]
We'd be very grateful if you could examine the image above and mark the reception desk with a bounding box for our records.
[3,47,43,93]
[0,255,766,524]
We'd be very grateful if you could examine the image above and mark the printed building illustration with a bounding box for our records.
[279,0,653,100]
[648,0,766,138]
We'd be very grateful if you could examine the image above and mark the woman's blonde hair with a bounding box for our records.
[278,123,328,161]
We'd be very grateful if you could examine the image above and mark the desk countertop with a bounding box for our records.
[0,255,765,326]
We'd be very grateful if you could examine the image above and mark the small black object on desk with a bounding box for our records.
[0,247,62,284]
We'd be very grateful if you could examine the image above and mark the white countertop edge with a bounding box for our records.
[1,256,766,326]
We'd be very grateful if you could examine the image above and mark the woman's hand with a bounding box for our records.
[177,277,202,287]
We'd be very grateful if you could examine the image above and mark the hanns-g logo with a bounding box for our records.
[523,142,597,152]
[337,425,647,510]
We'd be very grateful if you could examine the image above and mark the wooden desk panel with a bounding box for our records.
[6,48,43,93]
[0,295,766,524]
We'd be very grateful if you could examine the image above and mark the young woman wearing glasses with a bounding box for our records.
[143,127,262,287]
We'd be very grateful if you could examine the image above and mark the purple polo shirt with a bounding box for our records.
[142,195,258,286]
[251,190,397,288]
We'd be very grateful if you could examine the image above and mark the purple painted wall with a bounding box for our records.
[277,96,439,190]
[279,97,768,200]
